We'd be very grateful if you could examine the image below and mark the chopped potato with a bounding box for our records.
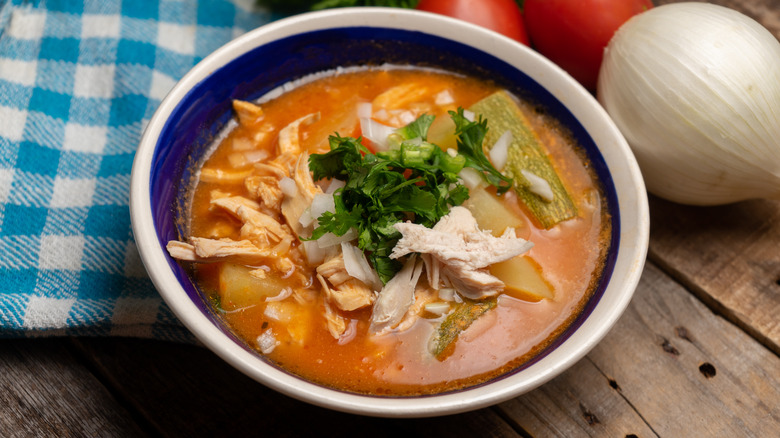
[463,188,529,238]
[218,263,287,311]
[489,256,554,301]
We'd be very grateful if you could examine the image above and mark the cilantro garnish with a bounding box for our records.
[307,110,510,283]
[450,108,513,195]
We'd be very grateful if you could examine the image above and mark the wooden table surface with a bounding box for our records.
[3,1,779,436]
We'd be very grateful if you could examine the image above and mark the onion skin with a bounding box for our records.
[597,3,780,205]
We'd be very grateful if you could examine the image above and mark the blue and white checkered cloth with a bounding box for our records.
[0,0,278,341]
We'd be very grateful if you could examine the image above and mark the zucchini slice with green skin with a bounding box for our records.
[470,91,577,229]
[430,297,497,360]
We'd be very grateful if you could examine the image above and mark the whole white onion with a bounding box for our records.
[597,3,780,205]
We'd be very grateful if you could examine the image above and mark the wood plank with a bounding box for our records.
[498,358,655,438]
[498,262,780,436]
[647,197,780,355]
[71,337,523,437]
[0,339,146,438]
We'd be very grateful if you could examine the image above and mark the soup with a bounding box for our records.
[167,67,611,395]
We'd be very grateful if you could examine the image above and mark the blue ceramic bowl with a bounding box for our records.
[130,8,649,417]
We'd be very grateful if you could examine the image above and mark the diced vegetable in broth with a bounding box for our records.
[489,256,554,301]
[463,188,529,238]
[470,91,577,228]
[218,263,288,311]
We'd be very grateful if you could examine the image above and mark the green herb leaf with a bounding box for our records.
[450,108,513,195]
[307,113,472,283]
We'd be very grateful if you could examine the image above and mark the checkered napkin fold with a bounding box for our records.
[0,0,276,341]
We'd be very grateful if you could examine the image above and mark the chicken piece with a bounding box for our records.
[199,168,253,184]
[323,300,347,339]
[372,83,430,111]
[211,196,292,245]
[316,253,352,286]
[369,255,424,335]
[394,285,438,333]
[254,162,288,179]
[278,112,320,155]
[166,238,273,265]
[232,100,264,126]
[245,175,283,210]
[316,273,375,312]
[390,206,533,299]
[281,153,322,236]
[272,112,320,171]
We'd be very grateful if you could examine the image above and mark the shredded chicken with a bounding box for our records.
[390,206,533,299]
[316,254,376,312]
[166,238,274,265]
[316,253,352,286]
[281,153,322,236]
[245,175,283,210]
[232,100,264,126]
[393,285,438,333]
[211,196,292,246]
[323,300,347,339]
[272,112,320,171]
[199,168,253,184]
[369,255,424,335]
[372,83,430,110]
[317,274,374,312]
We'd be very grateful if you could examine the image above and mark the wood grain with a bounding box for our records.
[0,339,145,438]
[648,197,780,355]
[589,262,780,436]
[70,337,524,437]
[498,262,780,437]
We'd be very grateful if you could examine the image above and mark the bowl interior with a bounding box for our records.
[134,8,647,417]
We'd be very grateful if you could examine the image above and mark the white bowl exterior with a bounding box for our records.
[131,7,649,417]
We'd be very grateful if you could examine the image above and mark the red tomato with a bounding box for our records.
[524,0,652,91]
[416,0,530,45]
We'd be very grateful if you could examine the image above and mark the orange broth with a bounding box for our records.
[186,67,610,395]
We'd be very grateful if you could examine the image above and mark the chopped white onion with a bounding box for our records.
[302,239,337,265]
[458,167,486,190]
[243,150,269,164]
[360,117,396,151]
[357,101,373,119]
[325,178,346,194]
[398,111,416,125]
[309,192,336,219]
[424,302,451,316]
[521,169,554,202]
[438,287,456,302]
[341,242,382,291]
[446,148,458,158]
[257,329,278,354]
[435,89,454,106]
[317,228,358,248]
[298,207,315,228]
[265,287,293,302]
[489,130,512,171]
[279,177,298,197]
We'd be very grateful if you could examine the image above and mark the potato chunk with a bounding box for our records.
[489,256,554,301]
[218,263,287,311]
[463,188,529,238]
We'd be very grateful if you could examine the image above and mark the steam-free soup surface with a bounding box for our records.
[174,68,610,395]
